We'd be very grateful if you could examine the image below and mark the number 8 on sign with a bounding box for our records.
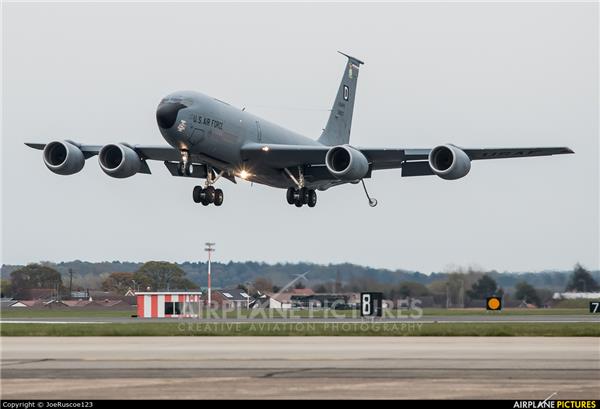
[362,294,371,316]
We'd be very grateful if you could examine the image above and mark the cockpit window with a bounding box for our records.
[159,96,191,107]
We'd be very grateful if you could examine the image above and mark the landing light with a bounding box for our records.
[239,170,250,179]
[261,146,270,152]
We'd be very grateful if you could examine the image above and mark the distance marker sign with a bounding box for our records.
[361,292,383,317]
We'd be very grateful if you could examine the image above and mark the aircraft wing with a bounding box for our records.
[26,142,105,159]
[241,143,573,175]
[26,142,181,161]
[241,144,330,168]
[25,142,236,181]
[462,147,574,160]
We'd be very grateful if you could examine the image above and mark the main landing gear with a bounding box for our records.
[284,167,317,208]
[193,185,224,206]
[286,187,317,208]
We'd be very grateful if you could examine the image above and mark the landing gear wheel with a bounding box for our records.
[299,187,309,205]
[192,184,223,207]
[204,186,216,203]
[307,190,317,207]
[214,189,224,206]
[294,200,303,207]
[192,186,203,203]
[286,188,296,205]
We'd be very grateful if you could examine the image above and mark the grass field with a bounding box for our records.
[0,309,133,318]
[0,307,590,319]
[1,322,598,336]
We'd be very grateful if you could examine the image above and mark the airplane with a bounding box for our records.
[26,52,573,208]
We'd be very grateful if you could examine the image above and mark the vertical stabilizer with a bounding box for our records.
[318,52,364,146]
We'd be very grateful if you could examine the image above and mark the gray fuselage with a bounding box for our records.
[157,91,322,188]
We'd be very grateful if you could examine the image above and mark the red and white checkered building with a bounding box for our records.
[136,292,202,318]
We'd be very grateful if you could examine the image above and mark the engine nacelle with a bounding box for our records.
[98,143,141,178]
[43,140,85,175]
[325,145,370,181]
[428,144,471,180]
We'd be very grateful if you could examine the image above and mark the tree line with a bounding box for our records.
[1,261,597,307]
[244,263,599,307]
[3,260,599,290]
[1,261,198,298]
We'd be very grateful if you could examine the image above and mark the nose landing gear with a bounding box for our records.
[177,150,194,176]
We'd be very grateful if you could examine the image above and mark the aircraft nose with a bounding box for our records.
[156,102,187,129]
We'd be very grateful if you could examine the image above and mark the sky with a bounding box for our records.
[2,2,598,274]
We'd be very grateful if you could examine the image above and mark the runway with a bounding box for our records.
[2,314,598,324]
[2,337,599,399]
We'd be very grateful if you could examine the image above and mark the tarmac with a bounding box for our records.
[2,337,599,399]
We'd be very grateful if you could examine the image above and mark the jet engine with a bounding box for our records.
[428,144,471,180]
[42,140,85,175]
[98,143,142,178]
[325,145,370,181]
